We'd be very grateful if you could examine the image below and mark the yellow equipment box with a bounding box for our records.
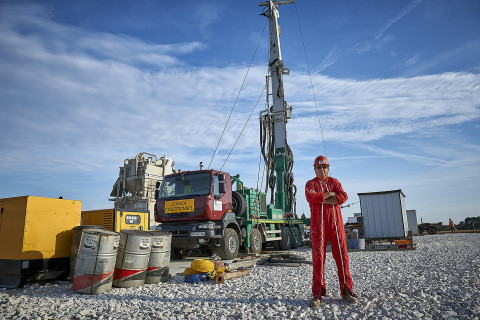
[0,196,81,288]
[81,208,149,232]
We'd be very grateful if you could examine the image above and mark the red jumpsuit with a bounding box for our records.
[305,176,354,299]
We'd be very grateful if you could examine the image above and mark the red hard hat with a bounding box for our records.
[314,156,329,166]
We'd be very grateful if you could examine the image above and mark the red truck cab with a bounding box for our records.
[154,170,241,260]
[155,169,232,222]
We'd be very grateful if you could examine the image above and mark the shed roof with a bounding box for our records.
[357,189,406,197]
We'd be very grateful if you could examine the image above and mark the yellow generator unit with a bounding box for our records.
[0,196,81,288]
[81,208,149,232]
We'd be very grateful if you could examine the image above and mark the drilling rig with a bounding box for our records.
[155,0,304,260]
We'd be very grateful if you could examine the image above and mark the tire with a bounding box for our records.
[272,240,281,250]
[218,228,239,260]
[171,248,190,260]
[279,227,292,250]
[232,191,247,217]
[290,227,300,249]
[427,226,437,235]
[250,228,263,254]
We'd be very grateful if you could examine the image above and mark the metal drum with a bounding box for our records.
[145,231,172,284]
[72,229,119,294]
[113,230,152,288]
[70,225,105,282]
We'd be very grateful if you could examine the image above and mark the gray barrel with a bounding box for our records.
[72,229,119,294]
[113,230,152,288]
[145,231,172,284]
[70,225,105,282]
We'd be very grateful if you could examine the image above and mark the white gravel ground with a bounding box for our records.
[1,233,479,320]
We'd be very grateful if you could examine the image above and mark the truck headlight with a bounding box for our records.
[198,223,214,229]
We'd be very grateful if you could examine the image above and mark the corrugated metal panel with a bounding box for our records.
[406,210,419,236]
[81,209,114,231]
[399,193,409,236]
[358,190,408,239]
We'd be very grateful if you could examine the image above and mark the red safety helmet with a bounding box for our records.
[313,156,329,166]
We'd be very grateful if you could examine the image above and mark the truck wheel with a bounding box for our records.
[290,227,300,249]
[232,191,247,217]
[279,227,292,250]
[219,228,239,260]
[427,226,437,235]
[171,248,190,260]
[250,228,263,254]
[273,240,280,250]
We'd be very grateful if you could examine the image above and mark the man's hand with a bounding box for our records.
[322,192,337,204]
[323,192,336,199]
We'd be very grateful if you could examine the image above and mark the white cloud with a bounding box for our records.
[404,52,422,66]
[0,3,205,69]
[375,0,422,41]
[1,4,479,176]
[193,2,223,33]
[336,142,447,166]
[317,44,339,72]
[286,72,480,145]
[351,0,421,56]
[402,40,480,76]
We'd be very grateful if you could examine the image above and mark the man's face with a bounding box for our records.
[314,164,329,180]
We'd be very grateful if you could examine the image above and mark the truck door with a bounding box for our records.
[212,173,231,219]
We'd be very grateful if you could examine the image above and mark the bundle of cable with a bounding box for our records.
[190,259,214,273]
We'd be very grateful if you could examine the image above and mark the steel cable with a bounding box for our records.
[208,20,268,169]
[220,85,267,171]
[294,3,328,158]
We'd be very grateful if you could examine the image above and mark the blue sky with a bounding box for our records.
[1,0,479,225]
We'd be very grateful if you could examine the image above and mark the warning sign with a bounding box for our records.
[165,199,194,213]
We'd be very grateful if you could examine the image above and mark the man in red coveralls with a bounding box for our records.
[305,156,357,307]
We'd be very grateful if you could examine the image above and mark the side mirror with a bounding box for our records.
[218,173,225,182]
[155,181,161,199]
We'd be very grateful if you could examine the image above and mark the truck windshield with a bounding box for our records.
[158,172,212,199]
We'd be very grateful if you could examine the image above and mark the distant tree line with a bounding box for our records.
[456,216,480,230]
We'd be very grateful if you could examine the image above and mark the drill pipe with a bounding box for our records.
[215,269,251,284]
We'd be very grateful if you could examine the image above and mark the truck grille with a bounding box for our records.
[159,208,204,220]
